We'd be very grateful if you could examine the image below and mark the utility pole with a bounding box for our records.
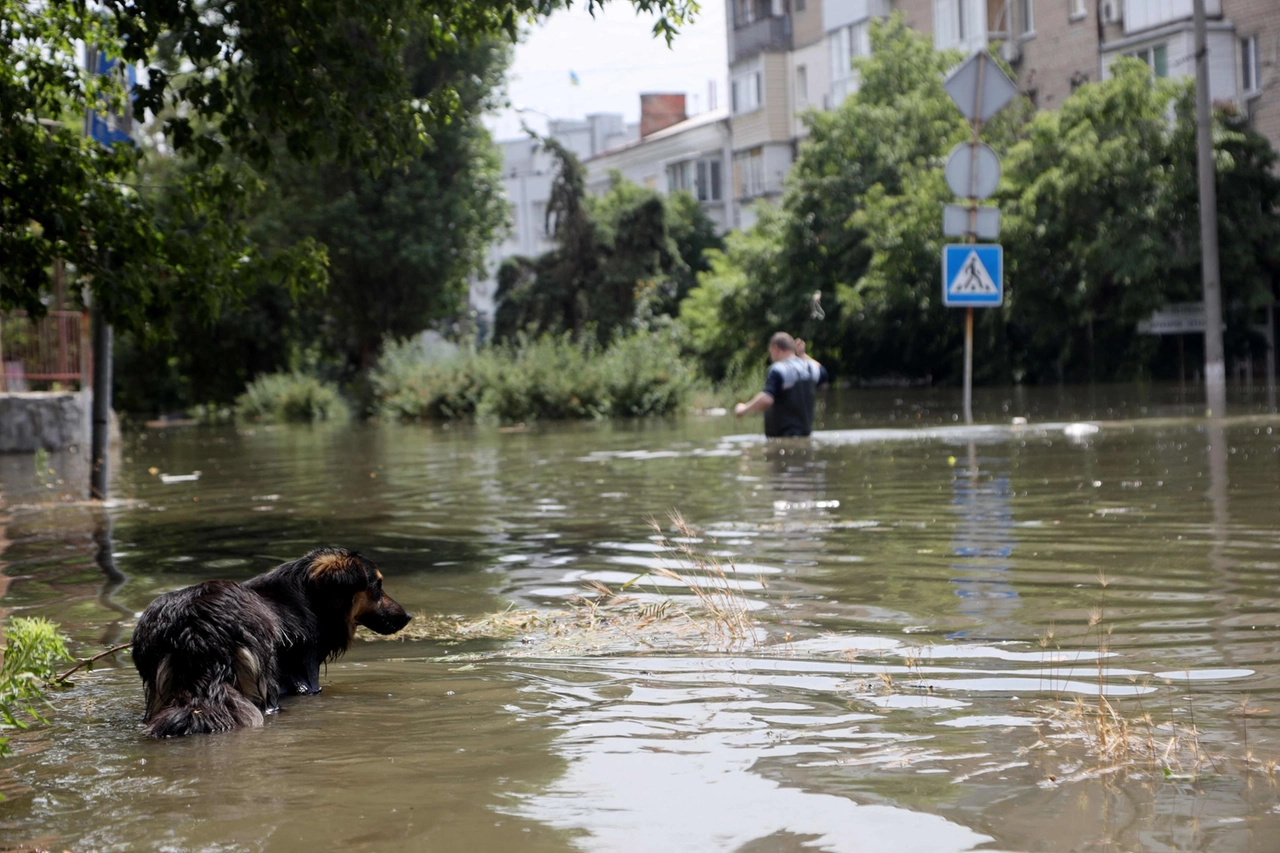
[1193,0,1227,418]
[84,44,113,500]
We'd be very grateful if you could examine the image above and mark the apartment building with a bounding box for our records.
[585,98,735,233]
[725,0,1276,222]
[893,0,1278,150]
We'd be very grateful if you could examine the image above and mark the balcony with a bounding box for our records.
[731,15,791,63]
[1123,0,1221,35]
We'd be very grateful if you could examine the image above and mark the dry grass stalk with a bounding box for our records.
[1031,572,1261,785]
[643,509,760,645]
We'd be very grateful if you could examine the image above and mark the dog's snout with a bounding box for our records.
[360,597,411,635]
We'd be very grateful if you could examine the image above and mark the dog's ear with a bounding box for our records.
[306,549,373,591]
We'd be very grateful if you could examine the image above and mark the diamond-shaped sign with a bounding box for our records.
[943,51,1018,123]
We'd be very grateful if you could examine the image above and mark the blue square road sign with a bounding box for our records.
[943,244,1002,307]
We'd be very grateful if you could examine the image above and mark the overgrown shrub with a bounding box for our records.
[477,334,609,422]
[598,332,695,417]
[370,338,484,420]
[371,332,695,423]
[235,372,350,423]
[1,617,72,759]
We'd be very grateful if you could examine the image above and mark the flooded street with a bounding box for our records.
[2,385,1280,852]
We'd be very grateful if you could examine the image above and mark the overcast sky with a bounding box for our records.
[484,2,728,141]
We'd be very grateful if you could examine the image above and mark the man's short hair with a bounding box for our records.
[768,332,797,353]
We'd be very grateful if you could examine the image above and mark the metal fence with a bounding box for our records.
[0,310,91,391]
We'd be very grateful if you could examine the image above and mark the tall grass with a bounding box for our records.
[235,372,350,423]
[370,332,696,423]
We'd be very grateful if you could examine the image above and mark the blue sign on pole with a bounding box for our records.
[943,244,1002,307]
[88,52,137,148]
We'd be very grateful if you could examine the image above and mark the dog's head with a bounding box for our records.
[305,548,412,639]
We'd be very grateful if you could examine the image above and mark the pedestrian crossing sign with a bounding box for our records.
[943,244,1003,307]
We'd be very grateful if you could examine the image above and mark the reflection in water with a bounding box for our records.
[948,443,1018,637]
[93,510,133,647]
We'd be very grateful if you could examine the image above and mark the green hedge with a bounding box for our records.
[235,372,350,423]
[371,332,696,423]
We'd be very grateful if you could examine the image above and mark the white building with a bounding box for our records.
[586,107,735,234]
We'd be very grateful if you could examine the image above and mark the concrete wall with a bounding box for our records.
[0,392,87,453]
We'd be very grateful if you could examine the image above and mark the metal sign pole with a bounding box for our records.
[961,55,988,426]
[941,51,1014,426]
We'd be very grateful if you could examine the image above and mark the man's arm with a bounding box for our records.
[735,392,774,417]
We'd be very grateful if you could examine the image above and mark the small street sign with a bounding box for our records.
[943,51,1018,123]
[1137,302,1211,335]
[943,245,1003,307]
[943,204,1000,239]
[944,142,1001,199]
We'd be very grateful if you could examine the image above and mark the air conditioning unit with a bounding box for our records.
[999,40,1022,64]
[1101,0,1122,25]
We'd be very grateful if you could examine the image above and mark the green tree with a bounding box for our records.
[494,160,720,343]
[115,36,511,412]
[2,0,699,331]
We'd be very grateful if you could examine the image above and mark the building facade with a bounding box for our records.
[894,0,1277,149]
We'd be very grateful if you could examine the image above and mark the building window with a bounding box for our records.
[1127,43,1169,78]
[1018,0,1034,35]
[934,0,971,50]
[1242,35,1261,95]
[667,161,690,195]
[830,21,871,105]
[796,0,805,10]
[1069,0,1087,20]
[532,202,549,240]
[667,159,723,202]
[731,69,763,114]
[732,148,766,199]
[796,64,808,106]
[735,0,754,28]
[697,160,722,202]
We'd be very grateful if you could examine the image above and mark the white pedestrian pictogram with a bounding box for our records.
[951,251,998,294]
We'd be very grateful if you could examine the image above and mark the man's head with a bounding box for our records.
[768,332,797,362]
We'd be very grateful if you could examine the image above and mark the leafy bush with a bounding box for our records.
[477,334,609,422]
[1,617,72,759]
[235,372,350,423]
[597,332,694,417]
[371,331,695,423]
[369,338,484,420]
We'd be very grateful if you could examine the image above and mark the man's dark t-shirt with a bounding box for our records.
[762,356,823,437]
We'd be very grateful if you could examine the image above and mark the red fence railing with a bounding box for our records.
[0,311,91,391]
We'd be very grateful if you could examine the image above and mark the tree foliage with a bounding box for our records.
[115,35,511,412]
[1,0,700,330]
[493,151,722,344]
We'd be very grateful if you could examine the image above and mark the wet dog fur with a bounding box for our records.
[131,547,411,738]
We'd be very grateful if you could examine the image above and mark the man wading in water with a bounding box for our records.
[734,332,826,437]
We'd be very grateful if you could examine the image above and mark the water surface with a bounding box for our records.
[2,385,1279,852]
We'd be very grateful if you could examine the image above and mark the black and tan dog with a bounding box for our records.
[132,547,411,738]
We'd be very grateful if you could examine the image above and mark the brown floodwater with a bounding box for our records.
[2,384,1279,852]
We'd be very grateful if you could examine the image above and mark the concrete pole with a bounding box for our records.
[90,306,112,500]
[1266,301,1277,412]
[1193,0,1228,418]
[84,42,113,500]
